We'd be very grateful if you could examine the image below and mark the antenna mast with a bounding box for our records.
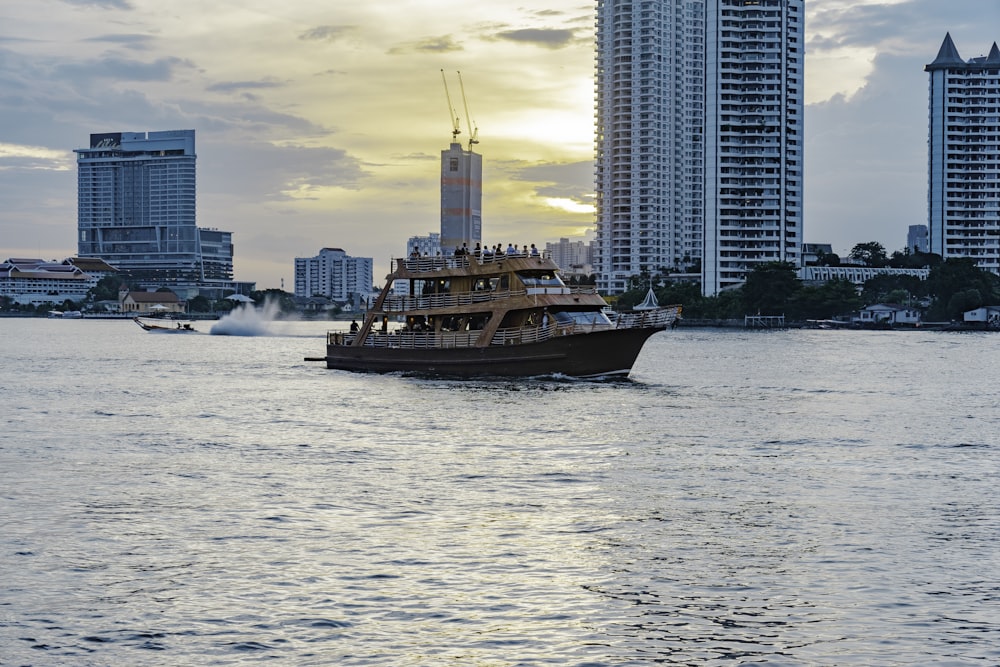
[440,69,461,142]
[457,71,479,150]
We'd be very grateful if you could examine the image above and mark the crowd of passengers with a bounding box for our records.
[409,242,540,260]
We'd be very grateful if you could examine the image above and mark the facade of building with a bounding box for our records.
[74,130,243,296]
[703,0,804,295]
[926,34,1000,274]
[595,0,802,296]
[440,143,482,253]
[595,0,705,294]
[0,258,99,306]
[907,224,930,253]
[546,238,594,276]
[294,248,373,304]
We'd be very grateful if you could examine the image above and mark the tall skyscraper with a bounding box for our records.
[74,130,239,294]
[594,0,803,296]
[926,34,1000,274]
[440,142,482,253]
[595,0,705,295]
[703,0,804,294]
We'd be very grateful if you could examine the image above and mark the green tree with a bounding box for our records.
[849,242,889,267]
[926,258,1000,320]
[188,295,211,313]
[790,277,861,320]
[861,273,928,305]
[740,261,801,315]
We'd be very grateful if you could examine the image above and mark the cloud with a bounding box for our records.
[82,34,154,50]
[387,35,464,55]
[54,55,194,82]
[511,160,593,206]
[0,143,74,172]
[207,80,286,94]
[492,28,578,49]
[299,25,358,43]
[58,0,133,9]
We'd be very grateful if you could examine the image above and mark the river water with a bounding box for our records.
[1,317,998,665]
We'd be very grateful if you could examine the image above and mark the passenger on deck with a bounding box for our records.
[506,243,516,255]
[350,320,359,333]
[530,243,539,256]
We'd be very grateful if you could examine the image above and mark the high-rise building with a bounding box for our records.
[440,142,482,254]
[926,34,1000,274]
[546,237,593,273]
[294,248,373,302]
[595,0,705,295]
[703,0,804,294]
[907,224,929,254]
[594,0,803,296]
[74,130,243,295]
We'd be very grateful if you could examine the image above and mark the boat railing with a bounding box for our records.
[391,249,554,274]
[615,306,680,329]
[384,289,526,312]
[331,330,482,349]
[490,322,560,346]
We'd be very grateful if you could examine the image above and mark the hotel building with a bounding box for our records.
[926,34,1000,274]
[75,130,245,296]
[594,0,803,296]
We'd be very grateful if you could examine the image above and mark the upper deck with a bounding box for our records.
[389,250,560,280]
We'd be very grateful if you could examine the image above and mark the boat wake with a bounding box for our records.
[210,299,290,336]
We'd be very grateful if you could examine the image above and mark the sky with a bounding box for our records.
[1,0,998,289]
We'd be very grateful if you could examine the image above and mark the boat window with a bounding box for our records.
[552,310,612,326]
[516,271,565,288]
[418,279,451,295]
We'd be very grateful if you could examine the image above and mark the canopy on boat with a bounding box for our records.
[635,287,659,311]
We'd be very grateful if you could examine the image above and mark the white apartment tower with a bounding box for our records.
[294,248,373,302]
[926,34,1000,274]
[595,0,705,294]
[703,0,804,295]
[595,0,803,296]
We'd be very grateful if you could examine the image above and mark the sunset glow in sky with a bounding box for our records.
[1,0,998,288]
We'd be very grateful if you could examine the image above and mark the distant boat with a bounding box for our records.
[315,251,681,378]
[48,310,83,319]
[133,317,197,333]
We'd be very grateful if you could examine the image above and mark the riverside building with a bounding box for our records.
[74,130,248,297]
[294,248,373,305]
[594,0,803,296]
[926,34,1000,274]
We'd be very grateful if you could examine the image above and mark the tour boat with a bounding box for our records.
[318,250,680,377]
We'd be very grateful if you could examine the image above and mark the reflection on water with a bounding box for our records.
[1,322,999,664]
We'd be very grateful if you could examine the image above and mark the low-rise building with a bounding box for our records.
[119,288,185,314]
[0,258,100,306]
[854,304,922,326]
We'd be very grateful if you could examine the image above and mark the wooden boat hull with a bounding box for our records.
[324,326,664,378]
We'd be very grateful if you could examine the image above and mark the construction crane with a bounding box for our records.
[440,69,461,143]
[457,71,479,149]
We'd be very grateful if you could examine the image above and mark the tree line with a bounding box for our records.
[615,243,1000,323]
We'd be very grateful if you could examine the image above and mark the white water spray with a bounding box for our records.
[210,298,292,336]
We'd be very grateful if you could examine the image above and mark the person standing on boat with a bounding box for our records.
[350,320,359,333]
[530,243,539,257]
[506,243,516,255]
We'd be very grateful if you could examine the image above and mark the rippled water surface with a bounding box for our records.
[2,319,999,665]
